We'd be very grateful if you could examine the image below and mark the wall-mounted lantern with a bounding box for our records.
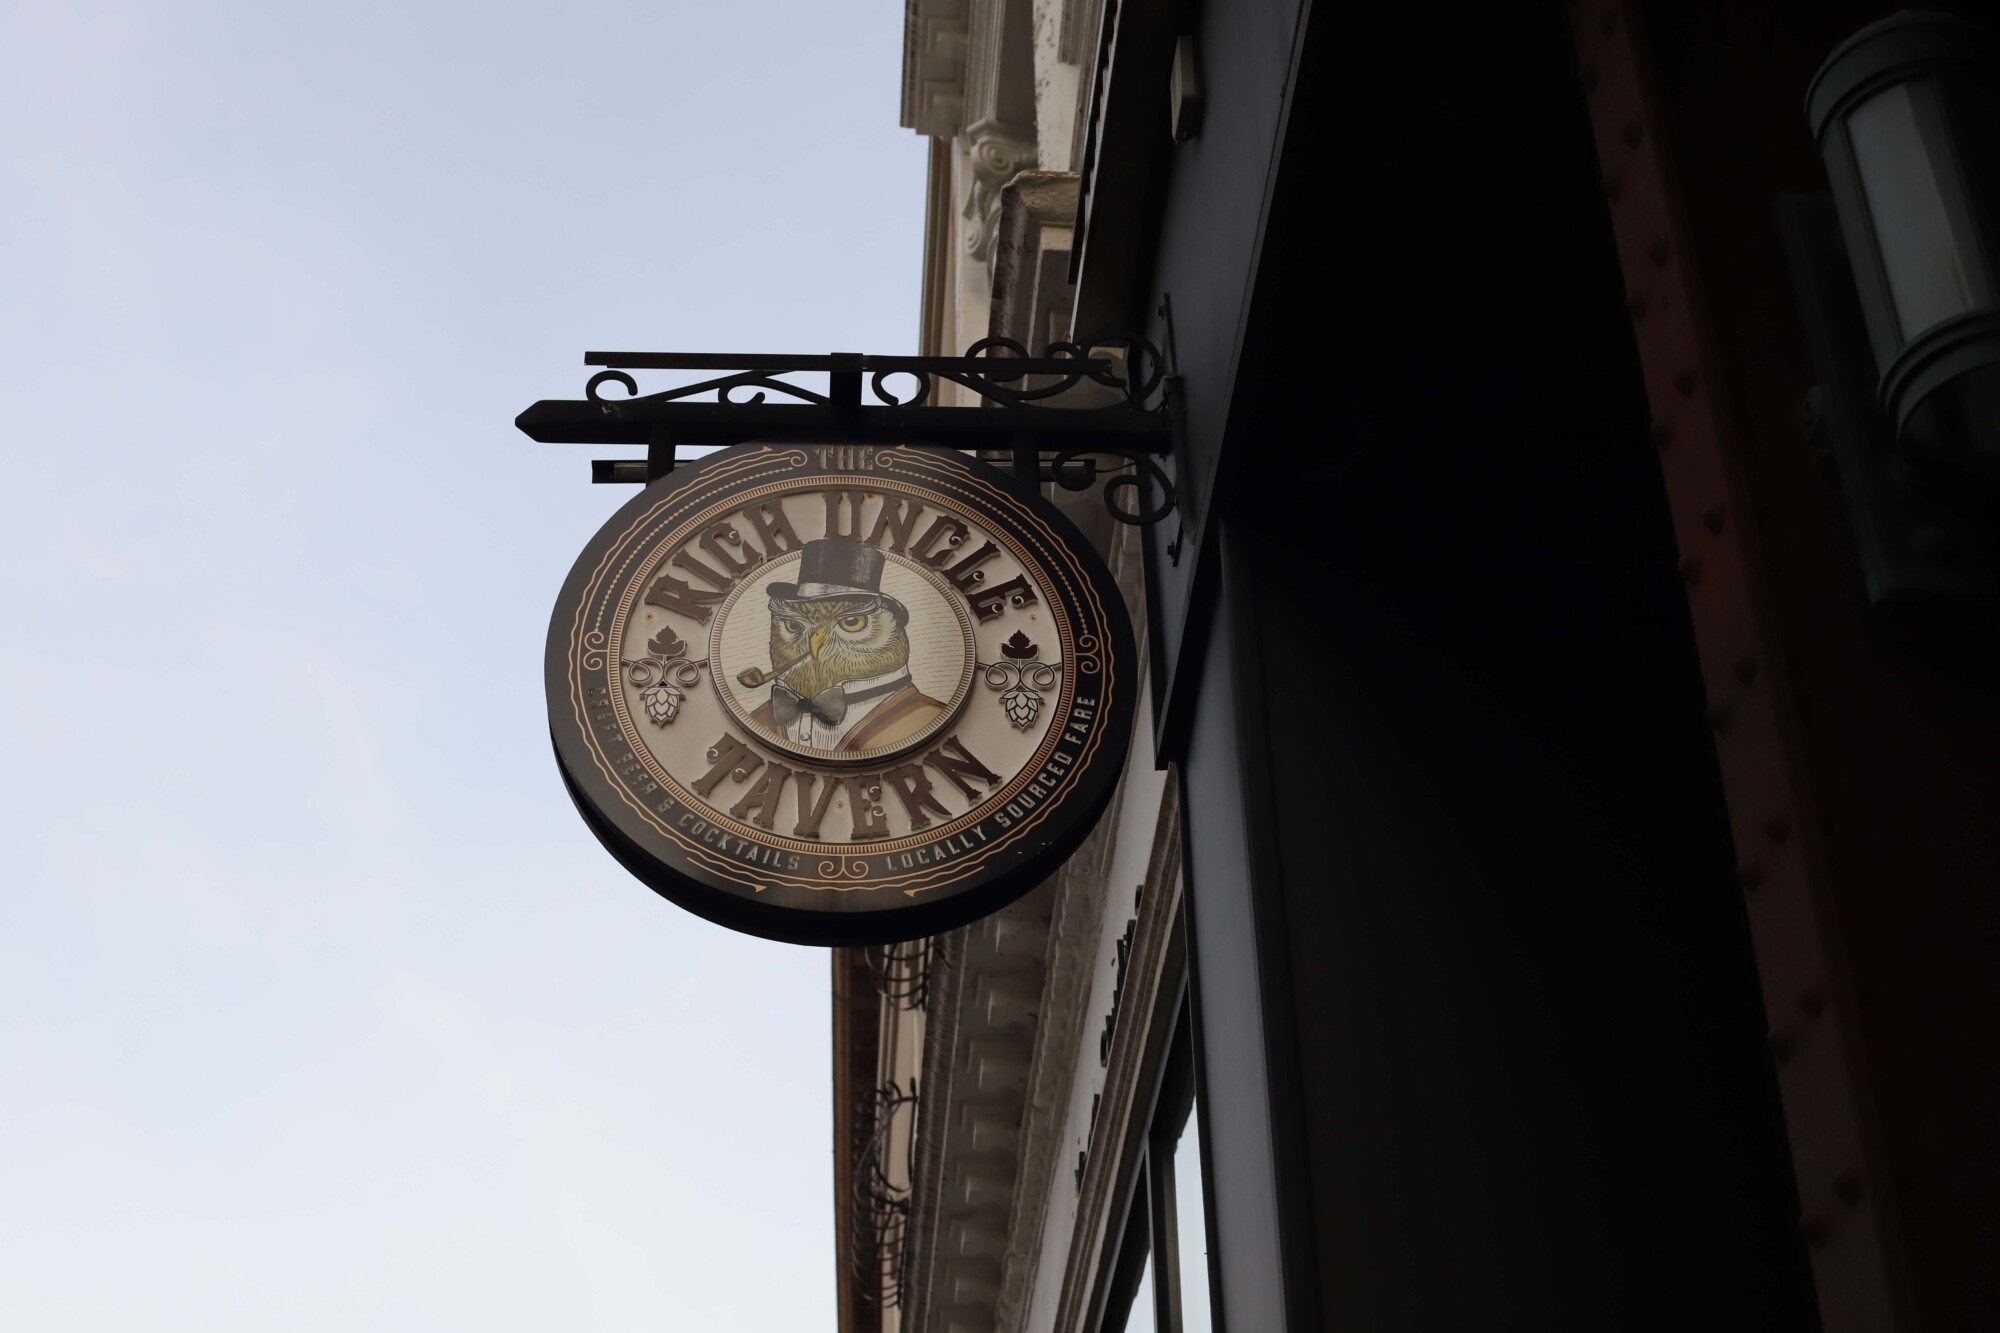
[1780,12,2000,610]
[1808,10,2000,466]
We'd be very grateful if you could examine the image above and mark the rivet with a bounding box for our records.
[1802,1216,1829,1248]
[1650,419,1672,448]
[1799,989,1824,1019]
[1835,1175,1862,1206]
[1709,705,1733,734]
[1733,654,1758,684]
[1765,814,1791,843]
[1737,861,1762,892]
[1769,1032,1794,1065]
[1675,367,1699,397]
[1678,556,1700,585]
[1702,502,1727,533]
[1621,119,1643,147]
[1648,237,1670,267]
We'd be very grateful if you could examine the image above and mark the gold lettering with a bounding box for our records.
[741,499,804,558]
[923,735,1003,801]
[846,774,893,842]
[942,540,1000,594]
[969,574,1038,621]
[823,488,865,540]
[692,734,763,798]
[644,572,724,624]
[883,763,951,831]
[864,496,925,555]
[794,772,841,839]
[728,759,794,830]
[698,524,757,576]
[672,546,734,591]
[814,446,876,473]
[911,516,970,567]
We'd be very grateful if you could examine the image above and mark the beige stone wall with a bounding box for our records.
[872,7,1182,1330]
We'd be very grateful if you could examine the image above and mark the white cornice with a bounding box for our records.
[902,0,970,137]
[902,889,1055,1333]
[990,776,1124,1328]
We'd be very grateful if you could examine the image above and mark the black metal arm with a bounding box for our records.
[513,336,1178,524]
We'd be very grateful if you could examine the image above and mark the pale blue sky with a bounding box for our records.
[0,2,925,1327]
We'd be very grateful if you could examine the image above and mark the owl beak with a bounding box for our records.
[810,627,829,659]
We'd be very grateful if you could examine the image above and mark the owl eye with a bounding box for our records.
[837,613,869,633]
[779,618,804,636]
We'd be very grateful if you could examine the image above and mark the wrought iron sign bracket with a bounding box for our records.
[513,337,1177,525]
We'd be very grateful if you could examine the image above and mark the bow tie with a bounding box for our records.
[772,682,849,729]
[770,675,911,731]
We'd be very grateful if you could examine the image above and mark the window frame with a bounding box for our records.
[1096,984,1217,1333]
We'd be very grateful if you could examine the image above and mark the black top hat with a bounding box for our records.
[767,539,891,603]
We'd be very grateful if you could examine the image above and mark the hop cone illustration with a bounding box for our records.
[1001,684,1041,729]
[642,682,684,726]
[998,630,1042,728]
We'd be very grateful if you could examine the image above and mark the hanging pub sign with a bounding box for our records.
[546,441,1139,945]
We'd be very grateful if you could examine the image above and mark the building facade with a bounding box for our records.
[838,4,2000,1331]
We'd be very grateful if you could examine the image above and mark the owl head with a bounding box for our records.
[765,540,912,699]
[768,594,911,698]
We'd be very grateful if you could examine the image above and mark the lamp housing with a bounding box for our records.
[1808,11,2000,472]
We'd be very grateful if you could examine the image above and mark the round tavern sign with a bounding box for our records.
[546,443,1138,945]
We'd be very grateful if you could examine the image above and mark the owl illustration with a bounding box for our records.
[748,539,948,753]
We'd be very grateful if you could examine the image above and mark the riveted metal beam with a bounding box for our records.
[1568,4,1904,1328]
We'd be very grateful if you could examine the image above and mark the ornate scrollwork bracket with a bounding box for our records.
[1043,447,1177,526]
[514,335,1181,527]
[852,1079,919,1308]
[862,937,932,1011]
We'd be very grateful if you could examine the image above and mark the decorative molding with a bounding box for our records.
[963,119,1039,263]
[990,170,1079,353]
[903,927,966,1333]
[1058,0,1105,67]
[904,0,971,137]
[990,754,1130,1328]
[902,889,1055,1333]
[940,0,1039,263]
[906,0,1037,147]
[1049,784,1183,1333]
[964,0,1010,131]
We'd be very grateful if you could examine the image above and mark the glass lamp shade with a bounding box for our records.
[1809,12,2000,465]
